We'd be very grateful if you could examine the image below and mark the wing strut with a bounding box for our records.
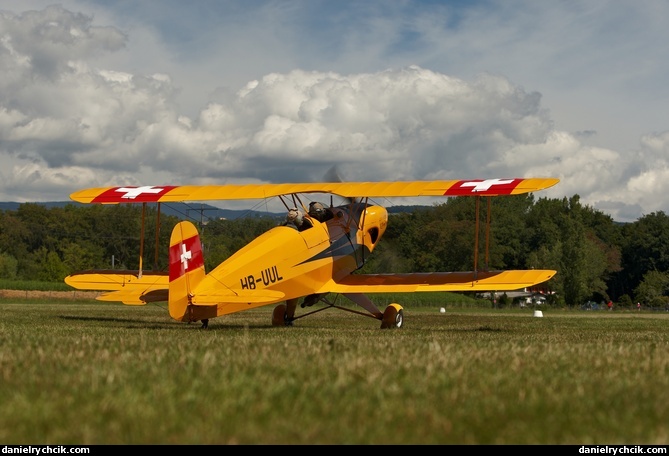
[474,197,480,274]
[356,197,369,265]
[139,202,164,276]
[139,203,146,278]
[473,196,492,274]
[485,197,491,271]
[154,203,161,270]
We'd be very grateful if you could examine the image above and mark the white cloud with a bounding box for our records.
[0,2,668,223]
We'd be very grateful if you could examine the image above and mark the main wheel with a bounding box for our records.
[381,303,404,329]
[271,304,287,326]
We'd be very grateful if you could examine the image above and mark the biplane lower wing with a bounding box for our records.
[66,269,553,304]
[95,288,168,305]
[323,269,556,294]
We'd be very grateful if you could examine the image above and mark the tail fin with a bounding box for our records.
[168,221,206,322]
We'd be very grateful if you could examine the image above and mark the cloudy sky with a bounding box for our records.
[1,1,668,222]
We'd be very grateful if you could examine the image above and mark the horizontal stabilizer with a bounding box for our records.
[190,289,286,306]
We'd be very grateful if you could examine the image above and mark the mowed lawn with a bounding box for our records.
[0,299,668,445]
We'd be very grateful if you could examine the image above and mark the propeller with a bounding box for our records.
[324,165,344,183]
[324,165,356,205]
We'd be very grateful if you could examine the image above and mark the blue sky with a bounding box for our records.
[1,0,668,222]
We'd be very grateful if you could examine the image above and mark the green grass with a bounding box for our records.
[0,300,668,445]
[0,279,75,292]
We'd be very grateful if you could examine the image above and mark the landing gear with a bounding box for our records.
[301,293,325,308]
[201,319,209,329]
[381,303,404,329]
[271,303,293,326]
[272,298,404,329]
[272,304,286,326]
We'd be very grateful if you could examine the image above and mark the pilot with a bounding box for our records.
[282,208,305,230]
[308,201,330,222]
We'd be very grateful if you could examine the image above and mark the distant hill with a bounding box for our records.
[0,201,279,221]
[0,201,429,221]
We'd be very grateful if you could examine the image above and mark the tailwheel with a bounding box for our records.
[381,303,404,329]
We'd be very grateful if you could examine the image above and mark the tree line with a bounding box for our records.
[1,194,669,308]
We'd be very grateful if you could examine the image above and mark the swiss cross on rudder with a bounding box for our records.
[91,186,178,203]
[169,235,204,281]
[443,178,522,196]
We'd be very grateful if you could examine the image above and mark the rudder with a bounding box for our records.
[168,221,206,322]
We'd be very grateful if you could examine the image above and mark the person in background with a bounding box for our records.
[637,302,641,311]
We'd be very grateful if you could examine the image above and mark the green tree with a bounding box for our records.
[581,232,610,301]
[386,205,475,272]
[560,215,589,306]
[526,195,614,306]
[633,270,669,308]
[0,252,18,279]
[61,240,105,273]
[41,250,69,282]
[0,211,30,261]
[619,212,669,298]
[485,194,535,270]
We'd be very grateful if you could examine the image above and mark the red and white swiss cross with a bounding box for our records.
[169,235,204,281]
[443,178,522,196]
[91,186,178,203]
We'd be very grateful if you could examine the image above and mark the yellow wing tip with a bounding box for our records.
[70,187,119,204]
[70,189,98,204]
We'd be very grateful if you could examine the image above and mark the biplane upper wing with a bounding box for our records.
[323,269,557,294]
[69,178,559,204]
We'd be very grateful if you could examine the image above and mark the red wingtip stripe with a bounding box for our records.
[443,178,522,196]
[91,186,178,203]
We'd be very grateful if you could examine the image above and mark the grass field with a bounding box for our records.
[1,297,668,445]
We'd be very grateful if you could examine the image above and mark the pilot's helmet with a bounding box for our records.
[308,202,326,221]
[287,208,303,225]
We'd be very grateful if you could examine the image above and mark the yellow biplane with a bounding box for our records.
[65,177,559,329]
